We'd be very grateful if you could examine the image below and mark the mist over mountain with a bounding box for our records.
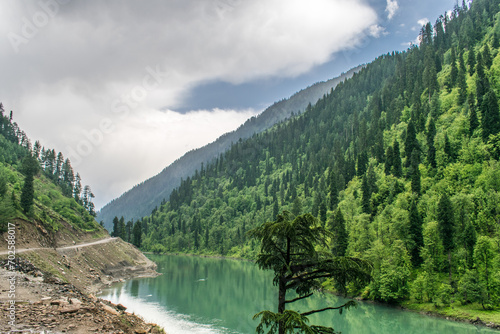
[97,67,361,229]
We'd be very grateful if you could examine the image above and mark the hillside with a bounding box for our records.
[135,0,500,322]
[0,106,162,333]
[96,66,361,229]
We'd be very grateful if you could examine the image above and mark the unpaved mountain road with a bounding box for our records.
[0,237,117,255]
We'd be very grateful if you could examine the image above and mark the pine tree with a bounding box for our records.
[423,46,438,102]
[327,171,338,210]
[457,55,468,105]
[356,151,369,176]
[468,93,479,135]
[291,197,302,217]
[126,220,133,242]
[481,89,500,141]
[20,154,38,215]
[393,140,403,178]
[385,145,394,175]
[73,173,82,203]
[0,172,7,198]
[444,133,455,163]
[132,221,142,248]
[467,48,475,76]
[482,44,492,68]
[476,52,489,108]
[449,48,458,90]
[409,151,421,195]
[112,216,120,237]
[405,120,418,168]
[55,152,64,182]
[319,200,327,226]
[408,199,423,267]
[461,221,476,268]
[361,175,371,214]
[437,193,454,279]
[119,217,126,240]
[330,209,348,257]
[426,117,437,168]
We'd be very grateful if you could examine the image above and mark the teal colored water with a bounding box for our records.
[98,254,498,334]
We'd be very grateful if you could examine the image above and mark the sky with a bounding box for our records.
[0,0,457,209]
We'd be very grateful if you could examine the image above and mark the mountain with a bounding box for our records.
[96,66,361,229]
[138,0,500,314]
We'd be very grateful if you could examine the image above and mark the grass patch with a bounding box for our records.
[403,301,500,325]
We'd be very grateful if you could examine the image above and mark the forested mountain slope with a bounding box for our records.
[97,67,361,229]
[0,105,103,237]
[135,0,500,311]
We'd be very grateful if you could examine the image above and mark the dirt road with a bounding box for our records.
[0,237,117,256]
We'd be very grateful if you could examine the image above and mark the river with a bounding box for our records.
[98,254,498,334]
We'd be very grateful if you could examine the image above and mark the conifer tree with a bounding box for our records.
[385,146,394,175]
[467,48,475,76]
[327,171,338,210]
[405,120,418,168]
[426,117,437,168]
[482,44,492,68]
[408,199,423,267]
[249,211,371,334]
[112,216,120,237]
[476,52,489,108]
[55,152,64,182]
[409,151,421,195]
[0,172,7,198]
[73,173,82,203]
[291,197,302,217]
[119,216,126,240]
[330,209,348,257]
[132,221,142,248]
[357,151,368,176]
[468,93,479,135]
[361,175,371,214]
[449,48,458,89]
[457,55,468,105]
[444,133,455,163]
[423,46,438,102]
[461,221,476,268]
[20,154,38,215]
[437,194,454,279]
[481,89,500,141]
[392,140,403,178]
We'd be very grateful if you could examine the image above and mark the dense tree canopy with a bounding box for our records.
[130,0,500,315]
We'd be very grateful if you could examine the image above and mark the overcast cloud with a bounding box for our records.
[1,0,385,208]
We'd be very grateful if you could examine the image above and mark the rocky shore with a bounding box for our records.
[0,237,164,334]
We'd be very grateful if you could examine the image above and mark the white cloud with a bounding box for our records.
[417,18,430,27]
[368,25,388,38]
[0,0,379,207]
[386,0,399,20]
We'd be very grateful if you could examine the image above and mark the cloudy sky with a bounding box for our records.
[0,0,456,209]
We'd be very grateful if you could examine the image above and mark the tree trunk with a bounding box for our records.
[278,270,286,334]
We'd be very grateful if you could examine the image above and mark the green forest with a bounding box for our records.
[0,104,101,234]
[122,0,500,315]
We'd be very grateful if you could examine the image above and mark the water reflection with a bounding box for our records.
[99,254,498,334]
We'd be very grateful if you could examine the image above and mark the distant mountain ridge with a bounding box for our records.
[97,66,362,229]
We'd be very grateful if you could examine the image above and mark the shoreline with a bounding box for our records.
[147,251,500,331]
[0,238,164,333]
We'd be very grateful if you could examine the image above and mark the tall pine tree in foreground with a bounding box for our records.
[249,211,371,334]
